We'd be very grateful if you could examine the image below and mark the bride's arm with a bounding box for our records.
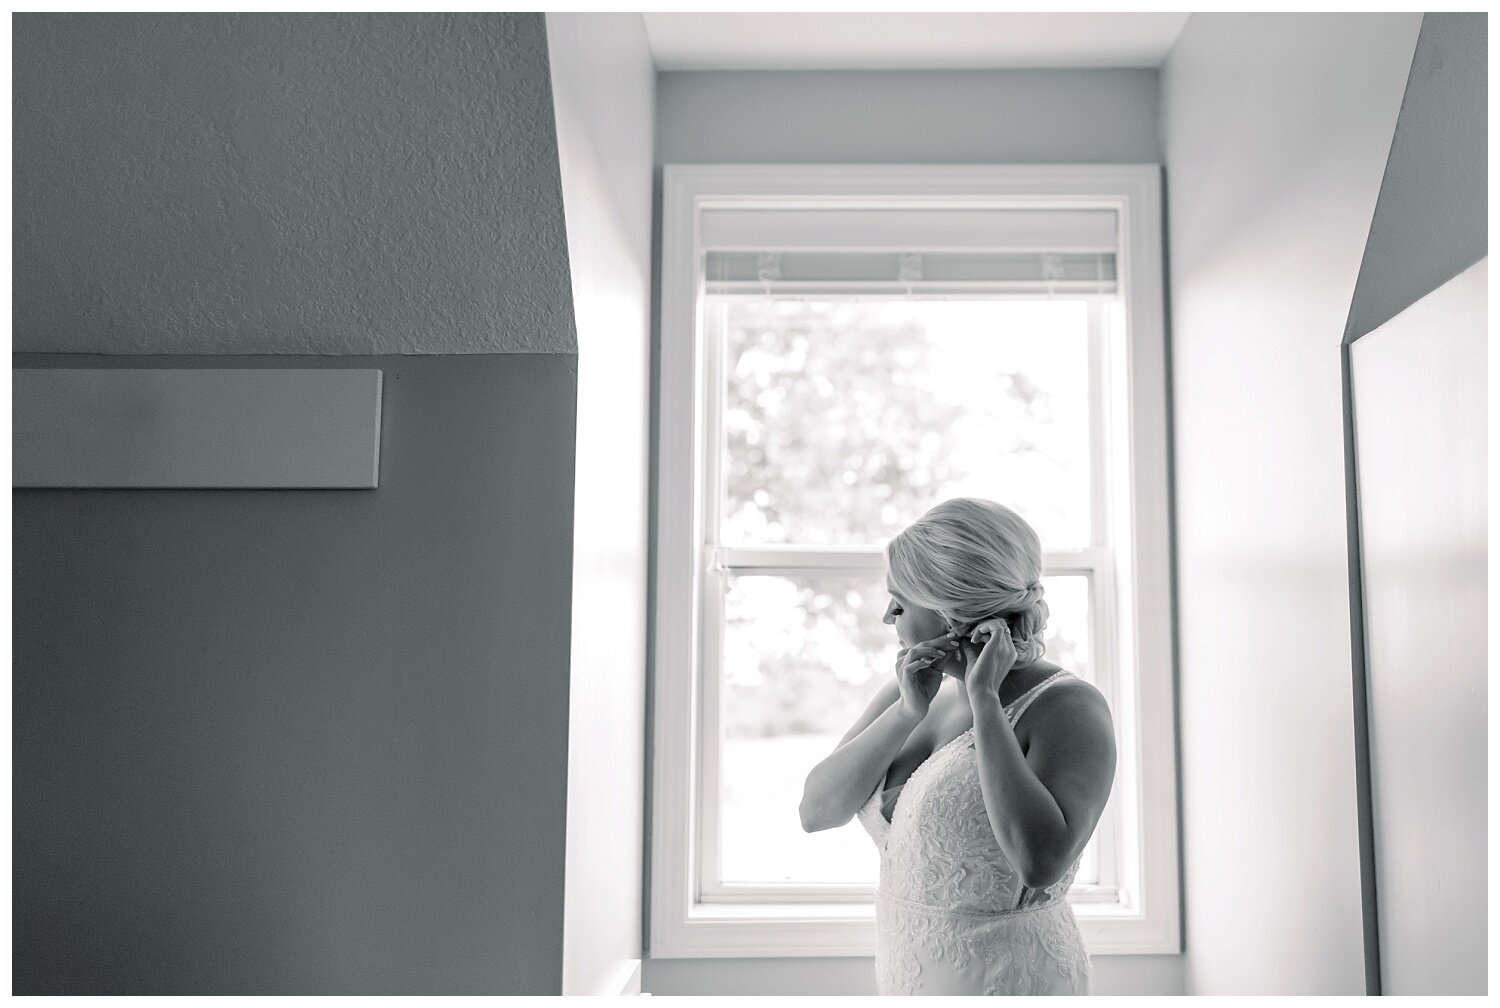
[970,685,1114,888]
[799,692,922,832]
[835,678,900,747]
[799,638,953,832]
[963,622,1116,889]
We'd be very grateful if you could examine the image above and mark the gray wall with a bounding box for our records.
[1345,12,1487,342]
[12,13,574,355]
[1160,12,1422,994]
[13,354,578,994]
[657,69,1160,165]
[13,13,583,995]
[644,64,1175,998]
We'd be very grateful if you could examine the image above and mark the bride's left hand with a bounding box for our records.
[958,618,1022,701]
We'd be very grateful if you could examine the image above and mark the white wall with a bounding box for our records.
[646,65,1179,998]
[1160,13,1422,994]
[546,13,656,997]
[1352,260,1487,995]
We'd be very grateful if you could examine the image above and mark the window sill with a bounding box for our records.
[652,894,1180,959]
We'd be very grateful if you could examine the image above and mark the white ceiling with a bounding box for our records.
[642,13,1191,71]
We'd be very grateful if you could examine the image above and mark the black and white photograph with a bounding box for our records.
[10,10,1488,997]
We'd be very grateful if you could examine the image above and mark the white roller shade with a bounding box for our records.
[699,207,1117,252]
[700,206,1118,296]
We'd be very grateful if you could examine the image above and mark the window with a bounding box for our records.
[651,165,1179,958]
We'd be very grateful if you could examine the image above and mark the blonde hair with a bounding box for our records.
[886,498,1049,662]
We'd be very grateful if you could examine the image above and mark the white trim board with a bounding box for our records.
[1350,259,1487,993]
[13,368,383,489]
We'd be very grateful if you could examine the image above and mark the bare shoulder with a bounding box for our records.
[1021,674,1115,753]
[1042,673,1111,712]
[1022,674,1117,869]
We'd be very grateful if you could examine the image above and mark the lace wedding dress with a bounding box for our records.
[855,670,1090,995]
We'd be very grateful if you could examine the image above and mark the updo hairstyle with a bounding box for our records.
[886,497,1050,663]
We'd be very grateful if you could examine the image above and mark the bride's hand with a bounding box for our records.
[960,618,1021,701]
[895,635,958,719]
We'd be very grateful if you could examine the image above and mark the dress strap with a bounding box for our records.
[1007,670,1073,725]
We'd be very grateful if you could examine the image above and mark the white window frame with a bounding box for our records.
[650,163,1179,959]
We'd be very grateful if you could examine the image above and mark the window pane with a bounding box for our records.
[719,570,889,886]
[717,298,1094,549]
[1076,833,1099,887]
[1039,573,1093,686]
[718,569,1095,887]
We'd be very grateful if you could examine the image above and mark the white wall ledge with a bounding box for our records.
[13,368,383,489]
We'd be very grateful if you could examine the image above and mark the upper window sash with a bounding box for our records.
[700,293,1113,552]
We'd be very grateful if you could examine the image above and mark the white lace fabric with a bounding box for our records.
[855,671,1090,996]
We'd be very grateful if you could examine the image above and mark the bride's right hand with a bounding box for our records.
[895,635,957,720]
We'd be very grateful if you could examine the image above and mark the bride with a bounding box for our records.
[800,498,1117,995]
